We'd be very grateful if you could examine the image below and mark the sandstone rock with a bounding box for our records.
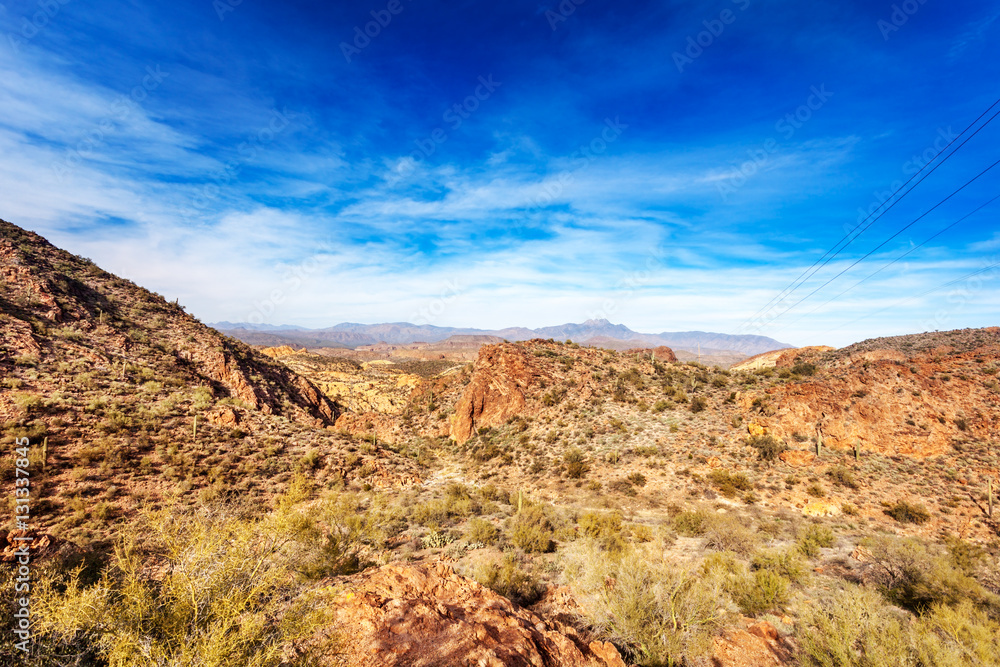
[451,344,552,444]
[320,562,626,667]
[711,618,793,667]
[206,406,240,427]
[779,450,815,467]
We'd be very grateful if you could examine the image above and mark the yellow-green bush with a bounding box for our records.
[565,544,730,666]
[25,501,335,667]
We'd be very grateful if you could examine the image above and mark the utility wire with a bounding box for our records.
[823,260,1000,335]
[762,155,1000,328]
[735,96,1000,334]
[769,193,1000,335]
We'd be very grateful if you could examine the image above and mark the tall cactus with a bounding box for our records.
[854,439,860,461]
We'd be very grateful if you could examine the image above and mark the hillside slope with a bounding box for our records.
[0,219,417,547]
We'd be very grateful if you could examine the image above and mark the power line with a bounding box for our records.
[763,156,1000,327]
[735,96,1000,334]
[769,192,1000,334]
[823,260,1000,335]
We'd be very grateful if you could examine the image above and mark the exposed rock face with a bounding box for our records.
[623,346,678,363]
[710,619,794,667]
[324,562,626,667]
[0,219,338,426]
[451,343,552,444]
[740,337,1000,458]
[778,450,816,467]
[730,346,833,372]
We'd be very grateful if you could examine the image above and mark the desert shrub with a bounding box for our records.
[826,465,859,489]
[790,362,817,376]
[912,600,1000,666]
[26,502,334,667]
[797,586,916,667]
[578,511,627,553]
[883,500,930,524]
[473,553,543,606]
[563,448,589,479]
[673,510,709,537]
[652,400,670,413]
[707,469,754,498]
[863,536,994,614]
[752,547,807,584]
[747,434,786,461]
[805,482,825,498]
[797,524,835,558]
[11,391,43,415]
[703,514,758,556]
[689,396,707,413]
[566,545,728,666]
[510,505,555,553]
[626,472,647,487]
[728,569,789,616]
[799,586,1000,667]
[464,517,499,545]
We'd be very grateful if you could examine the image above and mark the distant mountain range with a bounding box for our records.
[211,319,794,357]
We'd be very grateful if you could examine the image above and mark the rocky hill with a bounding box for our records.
[0,219,419,548]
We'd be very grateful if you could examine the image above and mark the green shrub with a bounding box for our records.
[510,505,555,553]
[747,434,786,461]
[728,569,789,616]
[797,586,916,667]
[563,448,589,479]
[863,536,994,614]
[473,553,543,606]
[703,514,758,556]
[797,524,835,558]
[884,500,930,524]
[752,547,807,584]
[579,511,627,553]
[566,545,728,666]
[707,469,754,497]
[464,517,499,545]
[827,465,859,489]
[25,502,335,667]
[690,396,707,413]
[673,510,709,537]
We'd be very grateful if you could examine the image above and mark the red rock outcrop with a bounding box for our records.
[710,619,794,667]
[450,343,552,444]
[623,346,678,363]
[322,562,626,667]
[740,338,1000,458]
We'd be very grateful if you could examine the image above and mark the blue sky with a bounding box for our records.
[1,0,998,346]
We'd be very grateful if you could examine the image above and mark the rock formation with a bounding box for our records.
[322,562,626,667]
